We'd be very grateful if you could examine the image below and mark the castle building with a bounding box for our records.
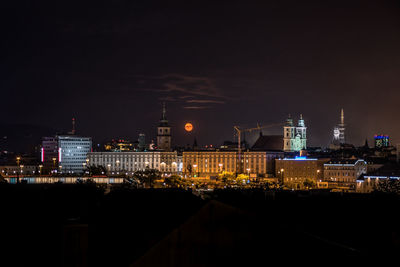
[157,103,172,151]
[283,114,307,152]
[87,151,181,176]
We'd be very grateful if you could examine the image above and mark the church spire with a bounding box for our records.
[161,102,167,121]
[298,114,305,127]
[159,102,169,127]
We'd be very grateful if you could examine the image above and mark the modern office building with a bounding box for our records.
[41,136,59,172]
[41,135,92,174]
[275,157,329,189]
[374,135,390,148]
[283,114,307,152]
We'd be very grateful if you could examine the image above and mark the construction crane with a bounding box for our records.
[233,123,283,174]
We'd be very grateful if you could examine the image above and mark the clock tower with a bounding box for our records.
[157,103,171,151]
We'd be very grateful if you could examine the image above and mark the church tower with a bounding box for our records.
[283,114,307,152]
[283,115,295,152]
[157,103,171,151]
[296,114,307,150]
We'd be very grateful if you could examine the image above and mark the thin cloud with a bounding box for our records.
[183,106,211,110]
[135,74,228,110]
[186,99,225,104]
[157,73,227,99]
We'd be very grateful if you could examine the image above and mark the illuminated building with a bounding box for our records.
[251,133,284,175]
[4,176,124,184]
[323,159,367,190]
[275,157,329,189]
[0,165,38,175]
[283,114,307,152]
[41,137,59,172]
[87,151,180,175]
[57,136,92,174]
[41,135,92,174]
[374,135,390,148]
[104,139,134,152]
[157,103,172,151]
[182,151,268,178]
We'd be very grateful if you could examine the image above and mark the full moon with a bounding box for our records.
[184,123,193,132]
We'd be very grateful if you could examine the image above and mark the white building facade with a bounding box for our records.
[87,151,180,175]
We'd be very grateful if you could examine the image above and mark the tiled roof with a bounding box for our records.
[251,135,283,151]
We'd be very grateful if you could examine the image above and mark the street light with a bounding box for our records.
[280,168,284,185]
[39,164,43,175]
[52,157,57,174]
[193,164,198,177]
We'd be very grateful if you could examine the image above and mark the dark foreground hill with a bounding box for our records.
[0,184,398,267]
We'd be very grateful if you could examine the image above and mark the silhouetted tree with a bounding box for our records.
[376,179,400,194]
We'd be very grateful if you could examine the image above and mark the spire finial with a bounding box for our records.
[341,108,344,125]
[300,114,303,120]
[162,102,167,120]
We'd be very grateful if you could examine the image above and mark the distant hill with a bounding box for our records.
[0,123,57,153]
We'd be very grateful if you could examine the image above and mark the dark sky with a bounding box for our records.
[2,0,400,147]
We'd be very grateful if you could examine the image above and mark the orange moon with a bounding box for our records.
[184,123,193,132]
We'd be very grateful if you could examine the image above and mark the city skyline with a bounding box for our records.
[2,2,400,265]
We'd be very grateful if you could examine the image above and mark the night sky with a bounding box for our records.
[2,0,400,148]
